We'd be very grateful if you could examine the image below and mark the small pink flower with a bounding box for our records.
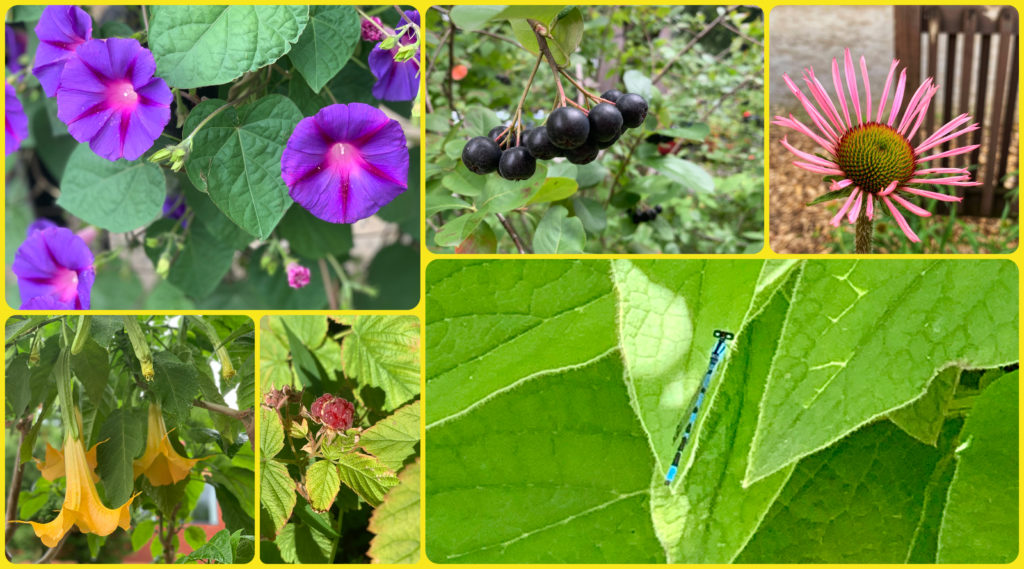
[310,394,354,431]
[286,263,311,289]
[775,49,981,243]
[361,17,385,42]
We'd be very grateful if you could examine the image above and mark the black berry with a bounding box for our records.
[564,141,599,165]
[546,106,590,150]
[617,94,648,128]
[462,136,502,175]
[498,146,536,180]
[597,131,621,149]
[588,103,623,142]
[525,127,561,160]
[488,125,507,142]
[655,205,663,214]
[601,89,623,103]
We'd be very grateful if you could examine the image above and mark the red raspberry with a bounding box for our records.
[310,394,355,431]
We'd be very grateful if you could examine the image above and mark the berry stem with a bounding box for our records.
[509,53,544,146]
[528,19,568,107]
[564,98,588,113]
[557,68,613,105]
[855,213,873,253]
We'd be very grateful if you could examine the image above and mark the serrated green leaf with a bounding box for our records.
[282,320,323,389]
[305,460,341,512]
[152,350,200,426]
[184,96,303,239]
[533,205,585,253]
[277,520,332,563]
[289,6,360,92]
[96,407,146,505]
[260,460,296,533]
[368,460,420,563]
[937,371,1018,563]
[341,315,420,410]
[177,528,235,563]
[184,526,207,551]
[360,402,420,471]
[336,452,399,507]
[57,145,165,232]
[889,367,960,445]
[747,260,1018,483]
[260,408,284,458]
[149,6,309,88]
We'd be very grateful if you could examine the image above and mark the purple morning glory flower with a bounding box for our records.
[27,219,58,236]
[12,226,95,310]
[56,38,171,161]
[32,5,92,97]
[281,103,409,224]
[6,84,28,155]
[368,10,420,101]
[6,25,27,73]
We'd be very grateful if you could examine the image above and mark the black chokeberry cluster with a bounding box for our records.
[629,204,663,224]
[461,89,649,181]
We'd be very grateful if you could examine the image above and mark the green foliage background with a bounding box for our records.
[424,259,1018,563]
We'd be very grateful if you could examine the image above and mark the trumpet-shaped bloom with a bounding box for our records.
[12,226,95,310]
[56,37,171,161]
[133,402,205,486]
[368,10,420,101]
[36,440,99,483]
[281,103,409,224]
[774,49,981,243]
[32,5,92,97]
[6,83,29,155]
[16,435,134,547]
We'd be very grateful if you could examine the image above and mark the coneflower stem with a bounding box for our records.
[855,214,873,254]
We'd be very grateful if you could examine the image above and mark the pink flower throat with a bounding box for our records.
[106,80,138,111]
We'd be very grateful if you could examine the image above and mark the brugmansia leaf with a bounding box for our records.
[335,452,399,507]
[341,316,420,410]
[368,460,420,564]
[152,350,200,426]
[260,460,296,533]
[305,460,341,512]
[96,407,146,505]
[360,402,420,471]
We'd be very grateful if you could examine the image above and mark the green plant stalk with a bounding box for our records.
[124,316,154,380]
[71,315,91,355]
[55,345,78,441]
[188,316,236,380]
[855,214,873,254]
[28,329,42,365]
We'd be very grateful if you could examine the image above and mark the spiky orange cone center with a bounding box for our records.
[835,122,916,193]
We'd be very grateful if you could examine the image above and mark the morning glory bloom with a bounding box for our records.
[6,84,29,155]
[281,103,409,224]
[6,25,27,73]
[12,226,95,310]
[56,37,171,161]
[32,5,92,97]
[368,10,420,101]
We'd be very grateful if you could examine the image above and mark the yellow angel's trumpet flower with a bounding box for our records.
[15,435,135,547]
[133,402,206,486]
[35,441,100,483]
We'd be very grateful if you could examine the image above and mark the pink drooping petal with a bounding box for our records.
[917,144,981,163]
[906,86,938,141]
[832,57,852,128]
[879,180,899,196]
[806,68,846,135]
[844,49,862,125]
[830,178,854,191]
[847,189,863,223]
[785,74,839,144]
[830,187,860,227]
[876,59,899,123]
[866,193,875,220]
[860,55,872,121]
[776,115,836,155]
[898,78,934,135]
[889,193,932,217]
[899,186,964,202]
[907,175,971,184]
[779,137,840,168]
[888,69,907,126]
[882,195,921,242]
[793,161,845,175]
[915,114,974,151]
[914,167,972,175]
[915,123,980,154]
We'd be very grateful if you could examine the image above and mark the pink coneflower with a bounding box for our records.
[775,49,980,245]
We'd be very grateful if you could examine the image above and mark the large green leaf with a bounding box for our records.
[359,402,420,472]
[260,408,284,458]
[368,460,420,563]
[747,260,1018,482]
[149,6,309,88]
[276,205,353,261]
[532,205,585,253]
[184,96,303,239]
[448,5,563,32]
[937,371,1018,563]
[335,452,399,507]
[152,350,200,426]
[260,460,296,533]
[341,316,420,410]
[276,519,332,563]
[165,218,236,300]
[289,6,360,92]
[71,338,109,405]
[305,459,341,512]
[509,8,584,66]
[96,407,146,505]
[57,145,165,232]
